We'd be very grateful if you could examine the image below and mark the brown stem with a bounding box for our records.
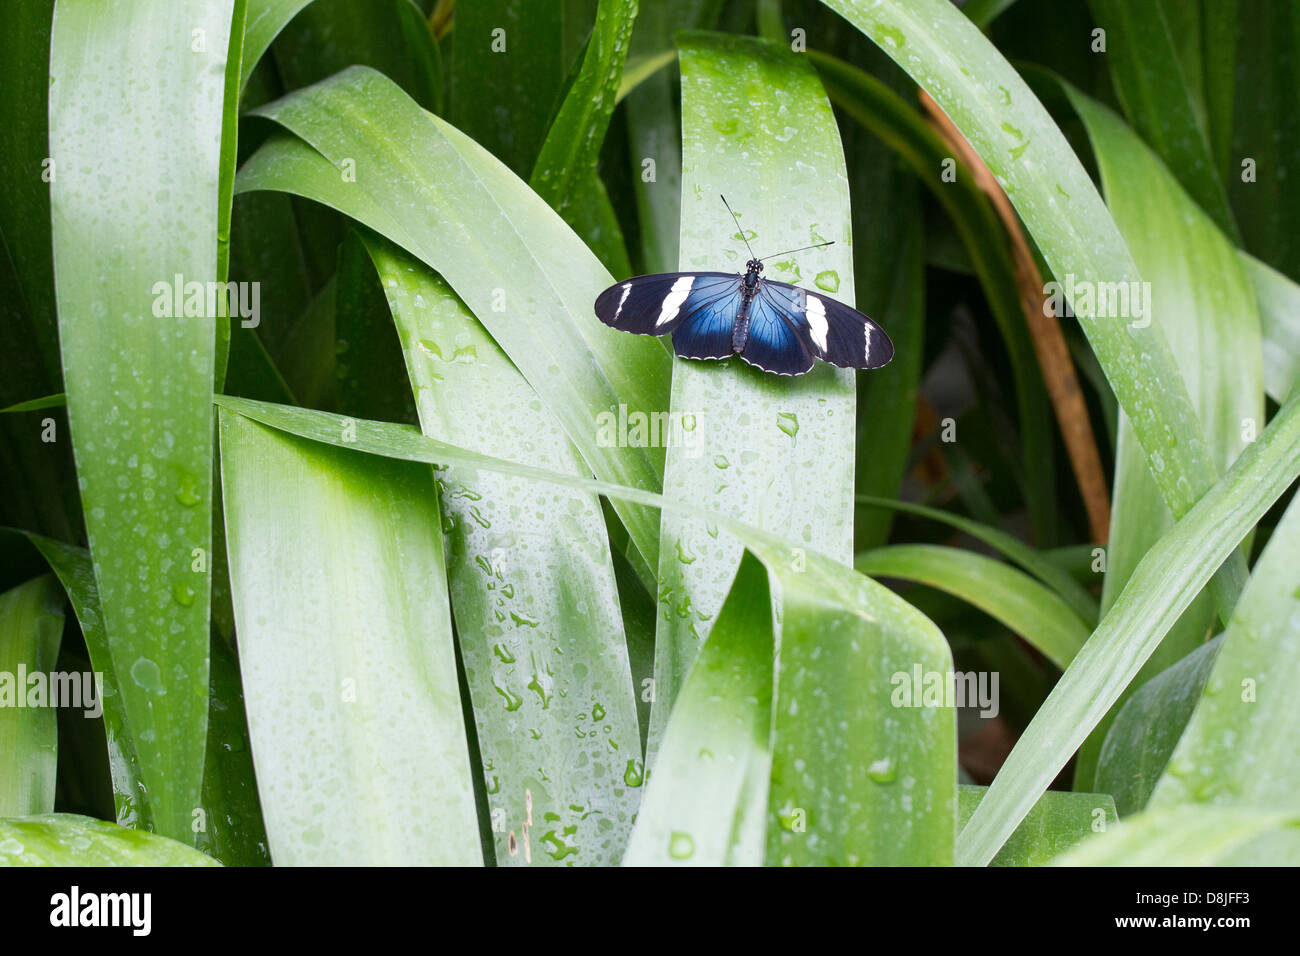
[919,89,1111,545]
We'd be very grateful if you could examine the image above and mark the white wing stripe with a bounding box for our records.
[614,282,632,320]
[655,275,695,328]
[805,293,829,352]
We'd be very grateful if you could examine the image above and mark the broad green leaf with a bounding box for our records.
[1241,252,1300,402]
[957,389,1300,866]
[0,813,220,866]
[1086,0,1238,239]
[358,234,642,867]
[1064,85,1262,790]
[0,576,64,816]
[762,537,955,866]
[1150,489,1300,813]
[236,65,670,576]
[218,411,481,865]
[213,395,957,866]
[818,0,1249,619]
[49,0,234,842]
[856,496,1098,625]
[1096,635,1222,817]
[957,785,1117,866]
[855,544,1090,670]
[810,49,1058,545]
[1053,805,1300,866]
[648,32,857,750]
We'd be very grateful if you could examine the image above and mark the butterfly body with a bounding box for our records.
[594,258,894,377]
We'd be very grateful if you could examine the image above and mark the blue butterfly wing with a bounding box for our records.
[671,277,746,361]
[739,291,815,376]
[756,280,894,370]
[594,273,740,339]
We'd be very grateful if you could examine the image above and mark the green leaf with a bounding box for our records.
[1062,84,1263,790]
[1096,635,1222,817]
[957,785,1117,866]
[762,539,956,865]
[1053,805,1300,866]
[648,32,857,749]
[1149,489,1300,813]
[957,389,1300,866]
[236,65,670,575]
[0,575,64,816]
[818,0,1249,620]
[0,813,220,866]
[49,0,234,842]
[855,544,1090,670]
[1086,0,1238,239]
[218,410,482,865]
[357,234,643,867]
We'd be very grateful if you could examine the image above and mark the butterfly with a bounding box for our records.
[593,197,894,377]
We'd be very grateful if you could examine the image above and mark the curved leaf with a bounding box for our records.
[218,411,482,865]
[49,0,234,842]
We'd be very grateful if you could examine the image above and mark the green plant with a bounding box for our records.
[1,0,1296,867]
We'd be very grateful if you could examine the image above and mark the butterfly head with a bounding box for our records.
[745,259,764,284]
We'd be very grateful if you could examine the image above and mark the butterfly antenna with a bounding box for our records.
[759,240,835,262]
[720,195,758,261]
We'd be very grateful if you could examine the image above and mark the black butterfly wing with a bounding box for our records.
[594,272,741,338]
[757,280,894,370]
